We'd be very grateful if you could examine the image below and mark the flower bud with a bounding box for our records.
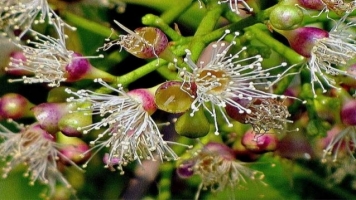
[280,27,329,57]
[155,81,196,113]
[103,21,173,60]
[297,0,325,10]
[0,93,34,119]
[175,108,210,138]
[65,52,115,82]
[131,27,169,59]
[241,130,278,153]
[176,159,195,179]
[269,5,304,30]
[232,136,261,162]
[127,88,157,115]
[57,133,91,165]
[340,99,356,126]
[47,87,77,103]
[103,153,120,166]
[59,111,92,137]
[32,102,76,134]
[225,97,252,123]
[203,142,235,160]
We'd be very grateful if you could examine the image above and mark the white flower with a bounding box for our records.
[6,19,97,87]
[66,79,181,174]
[0,0,75,38]
[0,122,76,198]
[177,30,288,135]
[6,20,69,86]
[290,15,356,97]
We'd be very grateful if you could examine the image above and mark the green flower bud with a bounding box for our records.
[269,5,304,30]
[47,87,77,103]
[59,111,92,137]
[175,108,210,138]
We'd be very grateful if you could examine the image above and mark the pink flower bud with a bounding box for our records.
[340,99,356,126]
[241,130,278,153]
[0,93,34,119]
[297,0,325,10]
[65,52,115,82]
[57,133,91,165]
[283,27,329,58]
[65,53,92,81]
[203,142,235,161]
[32,102,74,134]
[225,97,252,123]
[176,160,195,178]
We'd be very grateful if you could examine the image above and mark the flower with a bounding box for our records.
[98,20,169,59]
[226,98,292,134]
[66,78,181,174]
[281,16,356,97]
[6,18,111,87]
[177,142,264,198]
[177,30,288,135]
[320,0,356,15]
[0,122,77,198]
[0,0,75,38]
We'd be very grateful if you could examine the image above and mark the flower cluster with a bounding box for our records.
[2,0,356,199]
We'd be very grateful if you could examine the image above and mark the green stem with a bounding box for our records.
[142,14,184,41]
[188,3,224,62]
[200,13,264,45]
[117,59,167,87]
[61,11,113,38]
[194,4,223,37]
[244,25,297,62]
[160,0,193,24]
[119,0,172,10]
[156,65,179,81]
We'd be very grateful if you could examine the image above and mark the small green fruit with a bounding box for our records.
[175,108,210,138]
